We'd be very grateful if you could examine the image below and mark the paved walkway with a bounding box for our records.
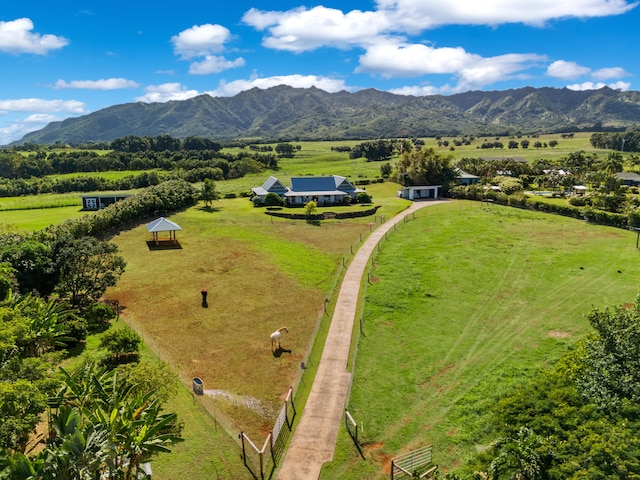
[277,200,446,480]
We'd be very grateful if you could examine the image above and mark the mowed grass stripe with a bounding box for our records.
[323,201,640,480]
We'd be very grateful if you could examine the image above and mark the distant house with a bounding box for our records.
[615,171,640,186]
[397,185,442,200]
[572,185,587,196]
[456,169,481,186]
[81,194,130,211]
[252,175,365,206]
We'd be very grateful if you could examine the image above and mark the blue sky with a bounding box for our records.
[1,0,639,144]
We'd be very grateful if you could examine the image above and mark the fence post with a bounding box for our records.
[289,387,296,416]
[259,449,264,480]
[240,432,247,467]
[270,430,276,464]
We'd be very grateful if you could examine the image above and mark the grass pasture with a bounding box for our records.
[105,183,411,443]
[0,205,89,231]
[322,200,640,479]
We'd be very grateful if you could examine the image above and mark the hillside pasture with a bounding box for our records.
[322,200,640,479]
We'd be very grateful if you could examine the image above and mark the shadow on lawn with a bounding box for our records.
[146,241,183,251]
[272,347,292,358]
[197,205,222,213]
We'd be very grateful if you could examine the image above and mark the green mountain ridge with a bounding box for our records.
[14,85,640,145]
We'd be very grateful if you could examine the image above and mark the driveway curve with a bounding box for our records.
[277,199,447,480]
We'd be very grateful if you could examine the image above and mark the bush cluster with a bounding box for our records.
[451,185,638,229]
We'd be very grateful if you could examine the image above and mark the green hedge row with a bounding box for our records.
[265,205,381,220]
[451,185,637,229]
[47,180,198,239]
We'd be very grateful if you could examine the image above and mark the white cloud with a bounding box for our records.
[207,74,350,97]
[0,113,66,145]
[23,113,61,124]
[135,83,201,103]
[592,66,629,80]
[53,78,140,90]
[388,85,443,96]
[171,24,232,59]
[375,0,638,30]
[0,18,68,54]
[244,2,638,53]
[188,56,245,75]
[456,53,545,90]
[0,98,85,114]
[357,41,478,77]
[241,2,637,91]
[546,60,591,79]
[171,24,245,75]
[242,6,390,52]
[0,122,34,145]
[566,80,631,91]
[357,40,545,90]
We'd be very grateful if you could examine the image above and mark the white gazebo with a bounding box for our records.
[146,217,182,245]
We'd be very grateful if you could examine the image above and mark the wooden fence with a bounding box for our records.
[240,386,296,479]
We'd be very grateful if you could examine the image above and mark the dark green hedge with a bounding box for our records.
[450,185,637,229]
[47,180,198,239]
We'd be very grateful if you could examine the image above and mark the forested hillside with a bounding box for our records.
[14,85,640,145]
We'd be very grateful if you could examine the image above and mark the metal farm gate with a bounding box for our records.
[391,444,437,479]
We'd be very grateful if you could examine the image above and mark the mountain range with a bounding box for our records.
[16,85,640,145]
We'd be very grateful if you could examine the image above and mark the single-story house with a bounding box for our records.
[572,185,587,196]
[397,185,442,200]
[615,171,640,186]
[543,169,571,176]
[251,176,289,203]
[457,169,481,186]
[285,176,364,206]
[252,175,365,206]
[81,194,130,211]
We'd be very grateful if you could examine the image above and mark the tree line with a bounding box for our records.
[0,180,197,478]
[0,140,279,181]
[591,128,640,152]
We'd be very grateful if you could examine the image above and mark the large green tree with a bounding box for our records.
[55,237,126,308]
[394,147,458,190]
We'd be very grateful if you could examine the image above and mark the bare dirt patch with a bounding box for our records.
[547,330,571,339]
[364,442,392,475]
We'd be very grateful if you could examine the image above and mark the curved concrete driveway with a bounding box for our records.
[277,199,447,480]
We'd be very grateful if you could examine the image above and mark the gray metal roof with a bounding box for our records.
[146,217,182,232]
[290,175,356,193]
[615,171,640,181]
[285,190,350,197]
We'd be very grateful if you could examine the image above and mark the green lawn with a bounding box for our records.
[3,134,631,479]
[322,200,640,479]
[105,182,410,441]
[0,205,90,231]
